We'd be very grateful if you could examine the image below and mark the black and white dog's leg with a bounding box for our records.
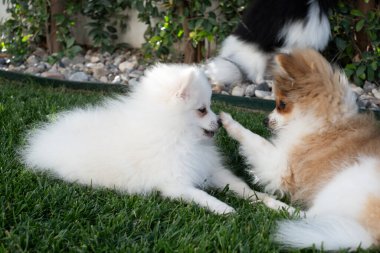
[205,35,269,88]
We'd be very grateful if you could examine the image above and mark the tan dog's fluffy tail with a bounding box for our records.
[274,215,374,251]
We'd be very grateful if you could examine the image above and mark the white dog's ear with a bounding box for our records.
[175,68,196,100]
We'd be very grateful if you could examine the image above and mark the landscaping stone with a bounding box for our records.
[363,81,377,93]
[25,67,39,74]
[26,55,39,65]
[41,71,65,79]
[255,90,272,99]
[112,75,122,84]
[0,47,378,111]
[69,72,89,82]
[244,84,256,97]
[256,82,270,92]
[231,86,245,96]
[99,76,108,83]
[372,88,380,100]
[0,58,7,66]
[32,47,48,59]
[92,65,108,80]
[90,56,101,63]
[119,60,137,73]
[60,57,72,67]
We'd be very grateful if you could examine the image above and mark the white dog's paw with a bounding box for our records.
[210,202,236,215]
[218,205,236,215]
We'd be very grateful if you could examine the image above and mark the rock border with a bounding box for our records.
[0,48,379,111]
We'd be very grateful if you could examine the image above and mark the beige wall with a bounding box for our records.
[0,2,10,22]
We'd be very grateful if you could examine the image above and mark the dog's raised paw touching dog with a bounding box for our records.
[221,49,380,250]
[20,63,285,215]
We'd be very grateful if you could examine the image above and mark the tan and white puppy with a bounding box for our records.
[221,49,380,250]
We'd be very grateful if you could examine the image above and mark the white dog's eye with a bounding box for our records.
[197,107,207,115]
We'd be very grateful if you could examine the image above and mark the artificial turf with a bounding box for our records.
[0,78,374,252]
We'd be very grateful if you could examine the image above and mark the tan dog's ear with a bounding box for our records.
[274,49,320,80]
[273,49,336,96]
[278,49,334,81]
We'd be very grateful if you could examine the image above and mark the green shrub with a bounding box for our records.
[0,0,132,62]
[82,0,131,52]
[328,0,379,85]
[0,0,48,62]
[0,0,378,85]
[131,0,249,62]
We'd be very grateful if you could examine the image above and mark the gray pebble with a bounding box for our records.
[255,90,272,98]
[231,86,245,96]
[69,72,89,82]
[244,84,256,97]
[256,82,270,92]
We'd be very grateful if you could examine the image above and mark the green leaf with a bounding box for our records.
[66,37,75,48]
[370,61,378,71]
[335,38,347,51]
[208,12,216,20]
[177,29,184,38]
[367,68,374,81]
[344,67,354,78]
[71,45,82,54]
[21,34,32,43]
[355,19,365,32]
[350,9,364,17]
[356,65,366,76]
[54,14,66,26]
[195,19,203,28]
[149,36,162,43]
[106,26,117,33]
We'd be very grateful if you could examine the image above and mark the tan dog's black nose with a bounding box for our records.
[263,117,269,127]
[217,118,223,128]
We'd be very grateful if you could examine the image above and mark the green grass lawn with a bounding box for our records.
[0,78,372,252]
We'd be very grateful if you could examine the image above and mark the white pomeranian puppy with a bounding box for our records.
[21,64,283,214]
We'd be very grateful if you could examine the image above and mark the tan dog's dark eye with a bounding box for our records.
[198,107,207,114]
[277,100,286,110]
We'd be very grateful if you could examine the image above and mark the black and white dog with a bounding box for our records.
[206,0,336,88]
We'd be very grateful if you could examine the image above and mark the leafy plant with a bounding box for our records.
[328,0,380,85]
[82,0,131,52]
[0,0,48,62]
[46,0,83,61]
[0,0,132,62]
[1,0,378,87]
[131,0,249,62]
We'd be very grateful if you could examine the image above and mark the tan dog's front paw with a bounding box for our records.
[219,112,234,129]
[219,112,243,140]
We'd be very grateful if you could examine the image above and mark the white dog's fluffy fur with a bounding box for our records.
[221,49,380,250]
[21,64,284,214]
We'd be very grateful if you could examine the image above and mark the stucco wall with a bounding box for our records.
[0,2,10,22]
